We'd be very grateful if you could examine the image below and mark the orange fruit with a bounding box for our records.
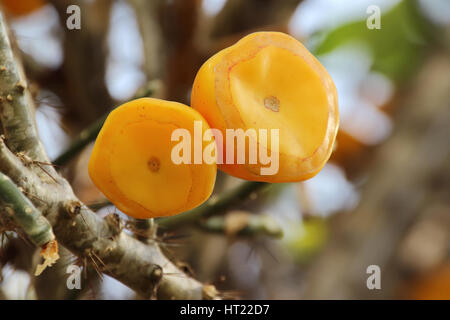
[191,32,338,182]
[88,98,217,219]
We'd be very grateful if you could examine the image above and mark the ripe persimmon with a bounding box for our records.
[88,98,217,219]
[191,32,339,182]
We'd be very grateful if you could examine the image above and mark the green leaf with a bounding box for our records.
[312,0,432,84]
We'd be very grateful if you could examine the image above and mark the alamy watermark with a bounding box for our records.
[367,5,381,30]
[366,265,381,290]
[66,265,81,290]
[171,121,280,176]
[66,5,81,30]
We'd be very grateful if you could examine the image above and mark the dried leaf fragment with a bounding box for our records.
[35,239,59,276]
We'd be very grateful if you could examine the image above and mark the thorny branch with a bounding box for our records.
[0,12,216,300]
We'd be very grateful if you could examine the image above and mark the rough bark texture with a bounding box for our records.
[0,17,46,162]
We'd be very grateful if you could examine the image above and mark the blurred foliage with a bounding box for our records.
[286,218,328,264]
[312,0,434,84]
[404,262,450,300]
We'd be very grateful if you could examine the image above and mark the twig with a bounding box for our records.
[52,114,107,166]
[157,181,268,229]
[200,212,283,238]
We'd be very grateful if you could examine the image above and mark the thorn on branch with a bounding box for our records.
[149,264,163,284]
[64,200,82,218]
[148,264,163,299]
[15,81,26,93]
[104,213,124,239]
[16,151,59,184]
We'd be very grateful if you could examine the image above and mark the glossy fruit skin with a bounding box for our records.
[1,0,45,16]
[88,98,217,219]
[191,32,339,183]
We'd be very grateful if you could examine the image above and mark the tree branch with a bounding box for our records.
[0,123,212,298]
[0,12,216,299]
[52,114,106,167]
[0,13,47,162]
[157,181,268,229]
[0,171,54,247]
[200,212,283,238]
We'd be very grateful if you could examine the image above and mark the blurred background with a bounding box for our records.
[0,0,449,299]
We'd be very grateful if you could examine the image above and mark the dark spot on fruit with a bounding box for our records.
[264,96,280,112]
[148,156,160,172]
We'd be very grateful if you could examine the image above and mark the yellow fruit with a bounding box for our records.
[88,98,217,219]
[191,32,339,182]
